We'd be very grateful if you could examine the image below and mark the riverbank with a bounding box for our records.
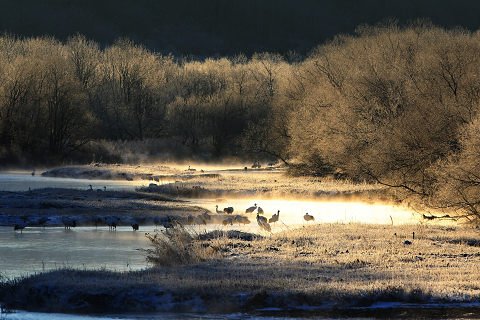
[42,163,386,200]
[41,163,181,181]
[2,223,479,314]
[0,188,246,228]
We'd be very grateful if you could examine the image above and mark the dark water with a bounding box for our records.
[2,307,480,320]
[0,226,153,279]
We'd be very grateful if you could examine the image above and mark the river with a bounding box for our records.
[1,171,458,319]
[0,172,430,279]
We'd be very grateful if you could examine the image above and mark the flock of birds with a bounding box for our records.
[217,203,316,233]
[12,203,316,234]
[12,215,139,233]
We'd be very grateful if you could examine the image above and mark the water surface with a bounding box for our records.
[3,307,480,320]
[0,226,153,280]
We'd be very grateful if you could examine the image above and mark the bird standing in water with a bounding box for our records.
[304,213,315,222]
[223,206,234,214]
[257,213,271,232]
[269,210,280,224]
[14,222,27,233]
[246,203,257,213]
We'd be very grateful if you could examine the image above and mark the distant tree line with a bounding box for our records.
[2,23,480,222]
[0,35,291,164]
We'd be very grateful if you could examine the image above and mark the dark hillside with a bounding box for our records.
[1,0,479,55]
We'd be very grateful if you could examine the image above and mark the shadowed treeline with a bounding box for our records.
[2,23,480,221]
[1,0,480,55]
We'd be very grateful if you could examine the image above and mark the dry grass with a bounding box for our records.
[165,223,480,306]
[226,223,480,301]
[144,169,385,199]
[2,223,480,313]
[144,224,221,266]
[42,163,385,199]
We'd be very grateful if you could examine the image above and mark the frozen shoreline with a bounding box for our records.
[1,165,475,316]
[0,187,253,229]
[1,224,480,315]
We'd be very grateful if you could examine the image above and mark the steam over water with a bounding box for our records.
[192,198,421,226]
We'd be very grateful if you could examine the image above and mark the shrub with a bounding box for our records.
[144,223,220,266]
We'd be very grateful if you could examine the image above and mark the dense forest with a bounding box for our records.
[1,0,480,55]
[0,34,290,164]
[2,23,480,221]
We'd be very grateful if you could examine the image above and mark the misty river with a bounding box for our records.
[0,172,428,279]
